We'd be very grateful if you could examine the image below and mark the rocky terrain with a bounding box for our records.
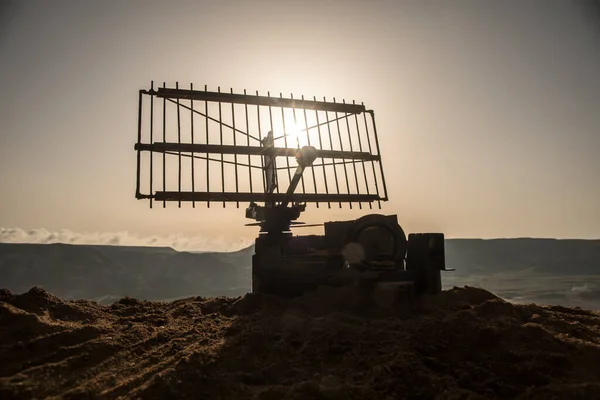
[1,285,600,399]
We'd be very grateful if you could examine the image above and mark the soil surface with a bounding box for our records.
[1,285,600,399]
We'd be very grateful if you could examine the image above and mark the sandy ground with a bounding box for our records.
[1,285,600,400]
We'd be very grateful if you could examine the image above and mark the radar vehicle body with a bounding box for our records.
[134,82,451,301]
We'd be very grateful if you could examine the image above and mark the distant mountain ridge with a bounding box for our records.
[1,238,599,304]
[0,242,253,304]
[445,238,600,275]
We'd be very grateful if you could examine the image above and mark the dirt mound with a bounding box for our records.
[1,285,599,399]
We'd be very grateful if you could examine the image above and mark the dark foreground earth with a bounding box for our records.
[1,286,600,400]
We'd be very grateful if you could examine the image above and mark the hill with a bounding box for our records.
[1,286,599,399]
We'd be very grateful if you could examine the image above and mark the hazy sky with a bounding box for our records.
[1,0,599,249]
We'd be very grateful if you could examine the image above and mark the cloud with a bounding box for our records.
[571,283,600,301]
[0,227,253,252]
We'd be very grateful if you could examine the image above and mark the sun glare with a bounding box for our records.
[282,120,311,148]
[282,120,303,148]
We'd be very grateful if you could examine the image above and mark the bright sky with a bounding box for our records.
[1,0,599,250]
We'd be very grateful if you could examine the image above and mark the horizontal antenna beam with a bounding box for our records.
[147,191,383,203]
[151,88,366,114]
[135,142,380,161]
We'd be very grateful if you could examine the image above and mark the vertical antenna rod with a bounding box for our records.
[136,89,143,198]
[190,83,195,208]
[176,82,182,208]
[280,93,293,187]
[302,95,319,208]
[149,81,154,209]
[218,86,225,207]
[368,110,388,203]
[314,96,330,208]
[362,104,380,209]
[205,84,210,208]
[162,82,166,208]
[291,94,306,196]
[334,97,352,209]
[244,89,253,194]
[353,100,371,209]
[231,88,239,208]
[343,99,361,209]
[324,97,341,208]
[267,92,279,195]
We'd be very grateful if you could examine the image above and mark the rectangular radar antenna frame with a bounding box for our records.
[134,82,389,234]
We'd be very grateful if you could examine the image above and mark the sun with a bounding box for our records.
[281,119,309,148]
